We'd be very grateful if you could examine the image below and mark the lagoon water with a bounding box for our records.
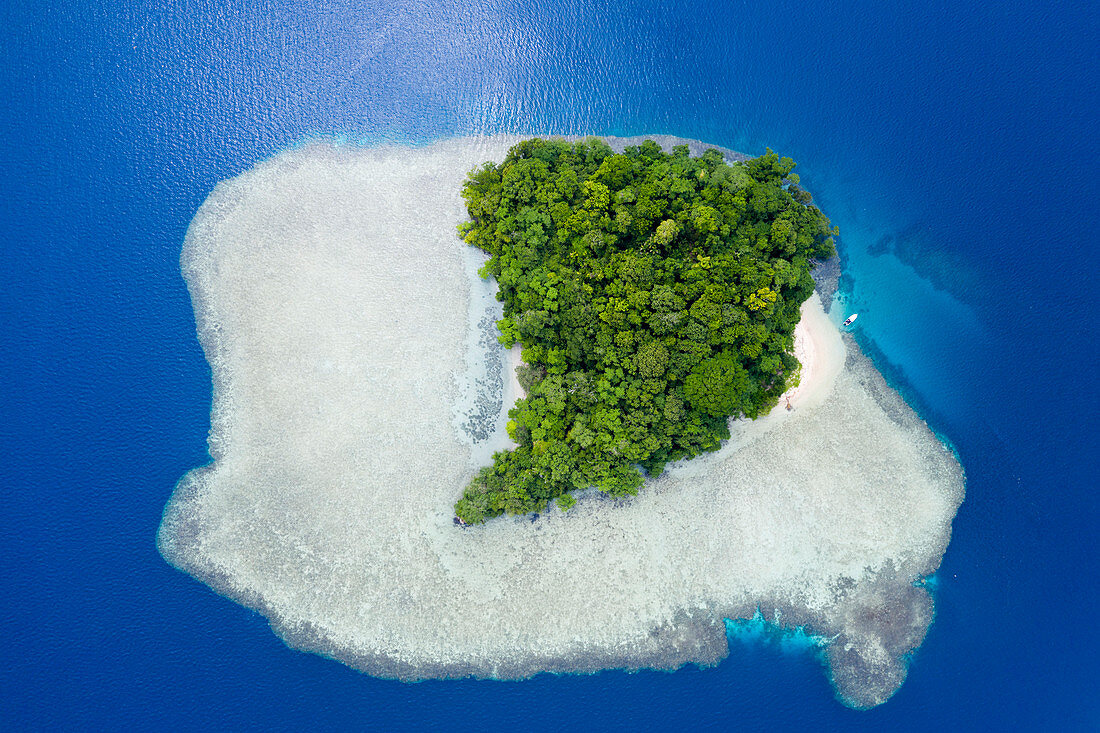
[4,0,1097,729]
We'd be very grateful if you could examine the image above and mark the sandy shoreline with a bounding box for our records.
[504,344,524,404]
[778,293,846,412]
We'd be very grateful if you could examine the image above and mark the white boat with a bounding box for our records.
[842,313,859,327]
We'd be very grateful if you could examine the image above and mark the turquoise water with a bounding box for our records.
[727,613,830,654]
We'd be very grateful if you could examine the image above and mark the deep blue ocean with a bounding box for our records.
[4,0,1097,729]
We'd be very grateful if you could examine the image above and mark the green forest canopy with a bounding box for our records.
[454,138,836,524]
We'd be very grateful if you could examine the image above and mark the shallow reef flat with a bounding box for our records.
[159,135,964,709]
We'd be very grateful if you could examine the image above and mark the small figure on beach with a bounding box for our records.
[785,396,793,411]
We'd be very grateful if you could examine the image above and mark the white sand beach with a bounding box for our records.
[780,293,846,411]
[504,346,524,402]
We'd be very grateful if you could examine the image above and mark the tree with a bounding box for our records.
[683,351,753,418]
[634,340,670,379]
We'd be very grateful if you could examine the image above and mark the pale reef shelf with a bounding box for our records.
[158,135,964,709]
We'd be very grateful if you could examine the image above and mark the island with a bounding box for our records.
[158,135,964,710]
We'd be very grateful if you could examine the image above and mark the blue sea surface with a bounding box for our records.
[4,0,1097,729]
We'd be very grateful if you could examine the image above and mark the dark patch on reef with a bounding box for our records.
[868,222,977,300]
[824,578,935,709]
[811,254,841,308]
[459,310,505,442]
[755,564,937,709]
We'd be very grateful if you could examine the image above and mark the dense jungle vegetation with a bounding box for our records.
[454,138,836,524]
